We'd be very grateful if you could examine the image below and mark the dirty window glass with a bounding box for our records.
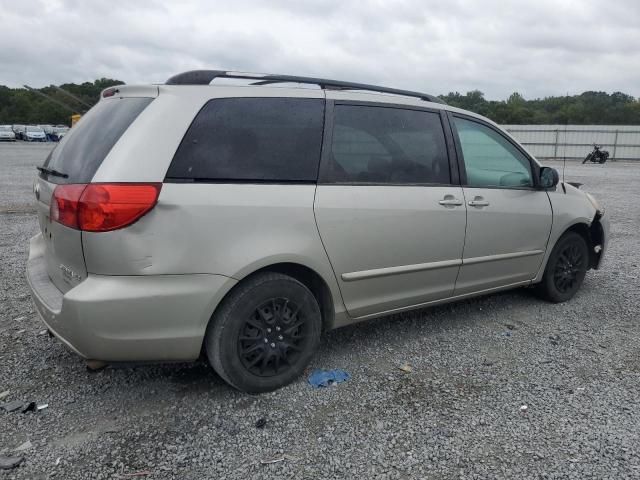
[167,98,324,182]
[454,117,532,188]
[43,97,153,184]
[326,105,450,184]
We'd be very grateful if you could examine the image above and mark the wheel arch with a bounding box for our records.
[535,218,600,283]
[248,262,336,333]
[205,259,340,338]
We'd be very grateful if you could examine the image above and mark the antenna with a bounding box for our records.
[561,92,568,187]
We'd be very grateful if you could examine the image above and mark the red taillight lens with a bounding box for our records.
[50,184,87,229]
[50,183,161,232]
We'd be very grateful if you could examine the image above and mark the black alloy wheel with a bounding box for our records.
[536,232,589,303]
[238,297,306,377]
[205,272,322,393]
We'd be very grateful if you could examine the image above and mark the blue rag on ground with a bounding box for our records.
[308,368,350,388]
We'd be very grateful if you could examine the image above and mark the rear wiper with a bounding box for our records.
[36,166,69,178]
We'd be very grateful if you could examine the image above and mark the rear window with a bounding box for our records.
[43,97,153,184]
[324,105,450,184]
[166,98,324,182]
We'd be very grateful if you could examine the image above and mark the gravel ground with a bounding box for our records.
[1,143,639,479]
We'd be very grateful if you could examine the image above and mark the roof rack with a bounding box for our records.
[165,70,445,104]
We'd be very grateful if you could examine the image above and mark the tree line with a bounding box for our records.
[0,79,124,125]
[440,90,640,125]
[1,78,639,125]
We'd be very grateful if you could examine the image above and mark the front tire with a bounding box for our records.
[205,272,322,393]
[536,232,589,303]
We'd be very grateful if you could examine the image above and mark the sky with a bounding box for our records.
[1,0,639,100]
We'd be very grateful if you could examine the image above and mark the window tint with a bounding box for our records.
[44,97,153,184]
[167,98,324,182]
[326,105,450,184]
[454,117,532,188]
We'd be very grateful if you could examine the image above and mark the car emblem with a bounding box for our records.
[34,182,40,200]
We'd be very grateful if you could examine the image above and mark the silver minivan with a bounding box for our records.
[27,71,609,392]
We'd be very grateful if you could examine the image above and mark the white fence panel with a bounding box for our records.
[502,125,640,161]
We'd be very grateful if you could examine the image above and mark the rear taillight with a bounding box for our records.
[50,184,86,229]
[50,183,161,232]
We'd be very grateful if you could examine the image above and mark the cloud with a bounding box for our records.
[0,0,639,99]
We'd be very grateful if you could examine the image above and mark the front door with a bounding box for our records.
[450,115,553,295]
[314,102,467,319]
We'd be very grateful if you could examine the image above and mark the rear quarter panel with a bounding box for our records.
[82,184,348,323]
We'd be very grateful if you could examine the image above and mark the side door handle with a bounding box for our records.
[468,196,490,207]
[439,196,463,207]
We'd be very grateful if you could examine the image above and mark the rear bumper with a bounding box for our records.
[26,233,237,362]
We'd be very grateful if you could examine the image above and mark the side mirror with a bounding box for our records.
[539,166,559,189]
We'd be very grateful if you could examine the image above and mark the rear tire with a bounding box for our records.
[205,272,322,393]
[536,232,589,303]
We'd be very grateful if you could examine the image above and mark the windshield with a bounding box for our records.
[0,126,11,132]
[27,126,43,132]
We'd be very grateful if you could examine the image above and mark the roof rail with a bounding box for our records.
[165,70,445,104]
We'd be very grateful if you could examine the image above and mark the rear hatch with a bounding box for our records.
[35,91,155,293]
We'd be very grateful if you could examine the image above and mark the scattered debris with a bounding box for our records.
[549,334,560,346]
[0,390,9,401]
[22,402,37,413]
[308,369,350,388]
[38,329,48,336]
[122,471,152,477]
[504,324,517,330]
[1,400,25,412]
[14,441,32,452]
[0,456,24,470]
[501,331,512,337]
[260,454,299,465]
[255,417,267,429]
[398,363,413,373]
[482,359,495,366]
[37,403,49,411]
[55,457,61,466]
[520,405,529,412]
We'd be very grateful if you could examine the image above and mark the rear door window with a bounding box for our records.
[324,105,450,184]
[166,98,325,182]
[43,97,153,184]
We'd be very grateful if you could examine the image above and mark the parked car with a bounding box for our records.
[50,125,69,142]
[38,125,55,142]
[27,71,609,392]
[24,125,47,142]
[12,124,26,140]
[0,125,16,141]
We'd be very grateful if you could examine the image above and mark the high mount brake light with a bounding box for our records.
[50,183,162,232]
[102,88,119,98]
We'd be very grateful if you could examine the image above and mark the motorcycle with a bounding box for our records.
[583,144,609,164]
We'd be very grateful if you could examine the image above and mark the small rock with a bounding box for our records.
[255,417,267,429]
[520,405,528,413]
[0,390,9,401]
[1,400,24,412]
[398,363,413,373]
[0,456,24,470]
[14,441,32,452]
